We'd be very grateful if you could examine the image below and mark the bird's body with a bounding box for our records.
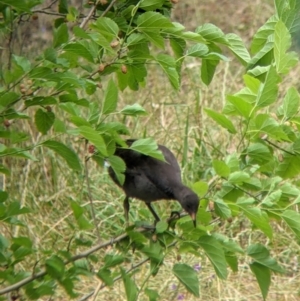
[108,140,199,225]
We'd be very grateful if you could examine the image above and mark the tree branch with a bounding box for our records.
[77,240,178,301]
[0,227,150,296]
[84,141,101,243]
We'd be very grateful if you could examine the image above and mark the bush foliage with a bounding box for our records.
[0,0,299,300]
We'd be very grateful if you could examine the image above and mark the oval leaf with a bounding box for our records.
[79,126,108,156]
[35,109,55,135]
[42,140,81,171]
[172,263,199,297]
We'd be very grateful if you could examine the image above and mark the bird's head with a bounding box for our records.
[181,191,199,227]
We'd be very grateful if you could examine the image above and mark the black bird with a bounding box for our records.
[108,140,199,226]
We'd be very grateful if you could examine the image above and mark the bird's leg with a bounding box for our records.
[145,203,160,224]
[124,196,130,225]
[169,211,181,219]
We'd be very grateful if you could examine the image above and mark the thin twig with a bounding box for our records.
[77,240,178,301]
[84,140,101,243]
[43,0,59,10]
[264,138,295,156]
[0,227,148,296]
[80,0,100,29]
[77,257,150,301]
[100,0,118,17]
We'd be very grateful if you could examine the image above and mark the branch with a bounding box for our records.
[79,0,100,29]
[264,138,295,156]
[77,240,178,301]
[77,257,150,301]
[84,141,101,243]
[0,227,150,296]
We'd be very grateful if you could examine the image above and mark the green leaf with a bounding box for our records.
[120,103,148,116]
[139,0,164,10]
[281,210,300,239]
[248,39,274,69]
[213,233,244,253]
[282,87,299,119]
[25,96,57,108]
[60,277,77,298]
[3,201,30,219]
[201,58,219,85]
[214,199,231,219]
[276,154,300,178]
[53,23,69,48]
[191,181,208,197]
[13,55,31,72]
[142,30,165,48]
[0,147,37,161]
[228,171,250,184]
[226,33,250,65]
[212,160,230,177]
[225,253,239,272]
[107,155,126,185]
[247,244,285,273]
[130,138,165,161]
[155,54,179,89]
[255,65,280,108]
[102,79,118,114]
[243,74,261,93]
[69,116,91,127]
[145,288,159,301]
[0,0,32,12]
[186,43,209,57]
[172,263,199,297]
[238,205,273,239]
[204,108,237,133]
[141,242,164,264]
[42,140,81,171]
[94,17,119,41]
[249,262,271,300]
[226,95,254,118]
[170,37,186,58]
[97,268,113,286]
[198,235,228,279]
[79,126,108,156]
[250,114,289,141]
[247,65,270,78]
[34,109,55,135]
[196,23,228,44]
[250,15,277,54]
[63,43,94,62]
[137,12,173,30]
[0,190,8,202]
[70,201,93,230]
[104,253,124,268]
[45,255,65,279]
[246,143,273,165]
[59,0,68,13]
[274,20,298,74]
[120,268,138,301]
[156,221,168,233]
[29,67,54,80]
[0,92,19,108]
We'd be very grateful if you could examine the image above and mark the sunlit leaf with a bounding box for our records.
[173,263,199,297]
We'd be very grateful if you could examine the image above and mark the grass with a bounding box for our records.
[2,0,300,300]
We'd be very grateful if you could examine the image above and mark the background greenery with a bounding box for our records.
[0,0,300,300]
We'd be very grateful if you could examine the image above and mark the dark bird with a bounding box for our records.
[108,140,199,226]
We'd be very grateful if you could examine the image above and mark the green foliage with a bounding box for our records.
[0,0,299,300]
[173,263,200,297]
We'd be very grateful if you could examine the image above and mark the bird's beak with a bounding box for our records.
[190,212,196,227]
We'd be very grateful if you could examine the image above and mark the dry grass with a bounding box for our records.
[2,0,300,300]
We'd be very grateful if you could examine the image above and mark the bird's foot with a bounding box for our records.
[169,210,181,220]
